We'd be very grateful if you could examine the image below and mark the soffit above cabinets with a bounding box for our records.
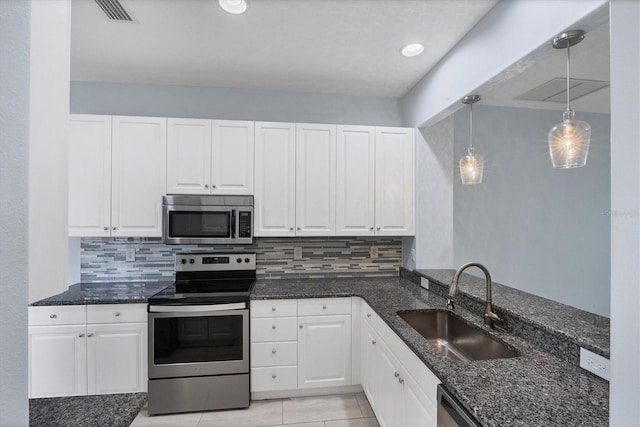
[70,0,497,97]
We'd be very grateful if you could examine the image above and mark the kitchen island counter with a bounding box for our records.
[252,275,608,427]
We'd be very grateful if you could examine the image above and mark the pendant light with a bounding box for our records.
[459,95,483,185]
[548,29,591,169]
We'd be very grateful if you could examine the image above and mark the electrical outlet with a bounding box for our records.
[293,247,303,260]
[579,347,610,381]
[370,246,379,259]
[420,277,429,290]
[125,248,136,262]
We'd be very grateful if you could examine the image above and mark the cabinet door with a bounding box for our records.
[374,338,403,427]
[254,122,296,236]
[375,127,415,236]
[402,371,437,427]
[295,124,336,236]
[111,116,167,237]
[211,120,254,195]
[68,115,112,237]
[28,325,87,398]
[361,321,379,409]
[336,125,375,236]
[298,315,351,389]
[166,118,212,194]
[87,322,147,395]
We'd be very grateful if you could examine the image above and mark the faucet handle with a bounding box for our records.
[446,299,455,310]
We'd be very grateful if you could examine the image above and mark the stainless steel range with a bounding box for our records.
[147,252,255,415]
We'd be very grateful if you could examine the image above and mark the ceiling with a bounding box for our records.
[70,0,498,98]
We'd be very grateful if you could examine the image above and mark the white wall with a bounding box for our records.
[609,0,640,424]
[0,0,30,424]
[29,0,71,303]
[70,81,402,126]
[452,106,610,317]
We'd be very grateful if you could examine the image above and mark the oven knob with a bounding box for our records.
[181,259,187,264]
[237,258,242,263]
[244,258,250,263]
[189,259,195,264]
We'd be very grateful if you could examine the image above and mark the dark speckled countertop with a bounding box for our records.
[252,276,609,427]
[30,281,171,306]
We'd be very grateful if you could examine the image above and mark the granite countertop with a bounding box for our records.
[30,281,171,306]
[29,393,146,427]
[252,276,609,427]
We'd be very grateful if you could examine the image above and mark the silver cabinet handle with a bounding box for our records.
[271,307,276,312]
[49,314,57,319]
[87,333,94,337]
[297,227,301,231]
[322,304,327,310]
[299,324,303,329]
[114,312,121,317]
[367,313,371,318]
[112,227,117,231]
[289,227,294,231]
[103,227,109,231]
[272,349,277,354]
[377,227,381,231]
[204,184,209,188]
[371,340,376,345]
[370,227,374,231]
[271,325,276,330]
[271,373,277,379]
[212,185,216,189]
[394,371,400,378]
[398,377,404,384]
[79,333,85,338]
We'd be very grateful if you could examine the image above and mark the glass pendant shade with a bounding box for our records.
[459,146,483,185]
[548,109,591,169]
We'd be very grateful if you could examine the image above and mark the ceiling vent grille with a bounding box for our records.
[516,78,609,103]
[94,0,134,22]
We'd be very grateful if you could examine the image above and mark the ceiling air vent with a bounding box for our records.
[94,0,135,22]
[516,78,609,103]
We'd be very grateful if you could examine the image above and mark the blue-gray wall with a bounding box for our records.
[0,0,30,424]
[452,106,611,317]
[70,81,402,126]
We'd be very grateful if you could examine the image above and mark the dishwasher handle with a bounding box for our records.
[437,385,481,427]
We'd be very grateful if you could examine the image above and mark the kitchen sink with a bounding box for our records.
[398,309,518,361]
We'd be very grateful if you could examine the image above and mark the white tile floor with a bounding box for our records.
[131,393,379,427]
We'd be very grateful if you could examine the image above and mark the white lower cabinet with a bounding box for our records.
[28,304,147,398]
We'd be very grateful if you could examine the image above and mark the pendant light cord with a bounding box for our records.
[469,102,474,150]
[566,44,571,111]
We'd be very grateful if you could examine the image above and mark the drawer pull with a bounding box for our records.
[114,312,121,317]
[394,371,400,378]
[87,333,94,338]
[79,333,85,338]
[398,377,404,384]
[322,304,327,310]
[271,373,277,379]
[50,314,57,319]
[271,307,276,312]
[367,313,371,318]
[299,324,303,329]
[271,325,276,330]
[371,340,376,345]
[272,349,277,355]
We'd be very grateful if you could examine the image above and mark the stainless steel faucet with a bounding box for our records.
[447,262,502,328]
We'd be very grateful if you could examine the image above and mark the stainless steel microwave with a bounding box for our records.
[162,195,253,245]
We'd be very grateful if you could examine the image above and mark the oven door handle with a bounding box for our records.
[148,302,246,313]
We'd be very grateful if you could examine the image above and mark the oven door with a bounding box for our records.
[163,204,235,245]
[148,303,249,379]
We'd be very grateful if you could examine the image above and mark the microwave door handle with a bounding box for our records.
[231,210,236,238]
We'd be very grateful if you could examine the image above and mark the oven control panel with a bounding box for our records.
[175,253,256,272]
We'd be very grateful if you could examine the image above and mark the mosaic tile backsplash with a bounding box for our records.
[80,237,401,282]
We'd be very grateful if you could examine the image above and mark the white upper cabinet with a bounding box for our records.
[167,119,254,195]
[68,115,112,237]
[375,127,415,236]
[111,116,167,237]
[336,125,375,236]
[166,118,212,194]
[211,120,254,195]
[295,124,336,236]
[254,122,297,237]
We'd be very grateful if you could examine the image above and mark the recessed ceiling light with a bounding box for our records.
[219,0,247,14]
[401,43,424,57]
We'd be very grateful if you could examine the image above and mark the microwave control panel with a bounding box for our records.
[238,211,252,238]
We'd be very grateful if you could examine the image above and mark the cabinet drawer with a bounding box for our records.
[251,366,297,392]
[251,299,297,318]
[298,297,351,316]
[29,306,86,326]
[251,317,297,342]
[87,304,147,324]
[251,342,297,367]
[361,301,378,327]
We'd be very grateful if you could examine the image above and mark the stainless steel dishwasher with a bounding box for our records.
[437,385,482,427]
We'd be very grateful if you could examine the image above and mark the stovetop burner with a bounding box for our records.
[148,252,256,305]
